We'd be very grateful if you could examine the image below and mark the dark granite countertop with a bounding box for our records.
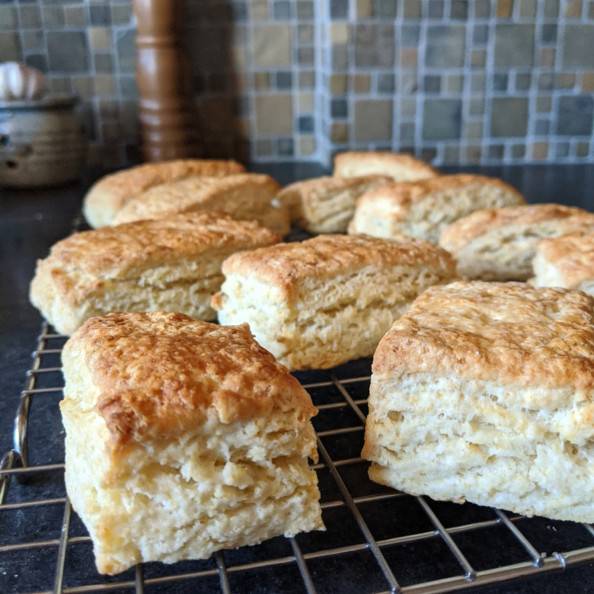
[1,162,594,593]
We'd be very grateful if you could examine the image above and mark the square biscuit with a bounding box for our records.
[440,204,594,281]
[349,174,525,244]
[533,233,594,294]
[363,281,594,523]
[212,234,456,370]
[83,159,245,228]
[112,173,289,235]
[333,151,438,181]
[277,175,391,234]
[61,312,323,574]
[30,211,279,335]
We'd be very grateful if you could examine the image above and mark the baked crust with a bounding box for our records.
[277,175,392,233]
[31,211,279,310]
[374,280,594,393]
[440,204,594,252]
[113,173,281,223]
[83,159,245,228]
[333,151,438,180]
[533,233,594,290]
[63,312,316,447]
[220,234,456,302]
[356,174,523,214]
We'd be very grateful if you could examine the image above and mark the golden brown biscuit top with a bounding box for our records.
[440,204,594,251]
[357,174,523,213]
[221,234,456,296]
[38,212,279,300]
[62,312,316,445]
[333,151,438,177]
[87,159,245,204]
[536,233,594,287]
[115,173,281,224]
[374,281,594,392]
[278,174,391,198]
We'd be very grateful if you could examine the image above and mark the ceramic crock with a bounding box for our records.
[0,94,87,188]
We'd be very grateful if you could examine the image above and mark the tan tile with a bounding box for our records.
[446,74,464,93]
[464,121,483,140]
[252,25,291,68]
[72,76,94,100]
[581,72,594,91]
[465,145,482,162]
[354,99,393,142]
[497,0,514,17]
[519,0,537,16]
[94,74,116,98]
[556,73,575,88]
[89,27,111,51]
[331,23,349,44]
[48,77,71,94]
[401,98,416,119]
[400,48,417,68]
[330,74,347,96]
[299,93,314,112]
[250,0,269,20]
[253,72,271,90]
[299,71,315,88]
[353,74,371,93]
[537,96,552,112]
[472,49,486,68]
[299,135,316,156]
[357,0,373,17]
[576,142,590,157]
[64,5,85,27]
[564,0,582,17]
[331,122,349,143]
[254,95,293,135]
[403,0,422,18]
[532,142,548,160]
[539,47,555,67]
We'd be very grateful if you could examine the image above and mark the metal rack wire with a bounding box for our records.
[1,320,594,594]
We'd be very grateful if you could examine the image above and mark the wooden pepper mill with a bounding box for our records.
[133,0,199,161]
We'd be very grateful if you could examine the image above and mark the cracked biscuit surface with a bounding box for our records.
[363,281,594,523]
[213,234,456,370]
[83,159,245,228]
[30,211,279,335]
[61,312,323,574]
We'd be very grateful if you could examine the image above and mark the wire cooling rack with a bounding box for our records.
[1,320,594,594]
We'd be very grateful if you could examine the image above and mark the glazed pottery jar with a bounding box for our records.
[0,94,87,188]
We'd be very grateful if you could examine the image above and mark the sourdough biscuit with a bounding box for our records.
[440,204,594,280]
[83,159,245,228]
[61,312,323,574]
[533,233,594,294]
[113,173,289,235]
[333,151,438,181]
[363,281,594,523]
[212,234,456,370]
[30,212,279,335]
[349,174,525,244]
[277,175,392,233]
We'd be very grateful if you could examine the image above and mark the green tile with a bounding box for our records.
[47,31,88,72]
[563,26,594,68]
[354,99,393,141]
[557,95,594,136]
[495,25,534,67]
[422,99,462,140]
[354,24,395,68]
[491,97,528,137]
[425,25,465,67]
[0,31,22,61]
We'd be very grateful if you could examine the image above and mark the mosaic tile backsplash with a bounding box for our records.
[2,0,593,167]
